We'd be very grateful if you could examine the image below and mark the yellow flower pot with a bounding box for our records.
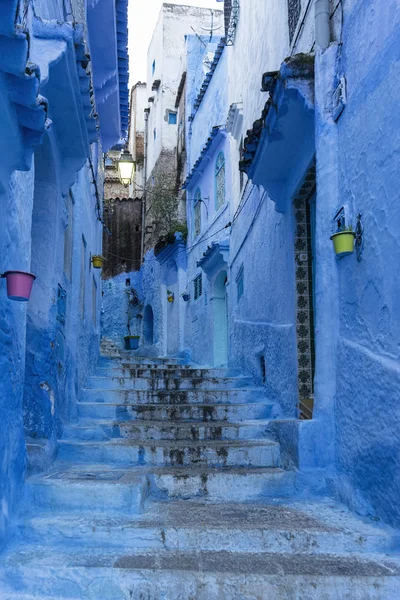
[167,295,174,303]
[330,232,355,257]
[92,255,104,269]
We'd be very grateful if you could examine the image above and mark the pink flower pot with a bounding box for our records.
[4,271,36,301]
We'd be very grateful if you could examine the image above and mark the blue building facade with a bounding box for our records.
[0,0,128,547]
[124,0,400,527]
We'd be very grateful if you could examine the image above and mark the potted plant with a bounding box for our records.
[330,225,355,257]
[124,286,143,349]
[167,290,174,303]
[91,255,105,269]
[181,291,190,302]
[0,270,36,301]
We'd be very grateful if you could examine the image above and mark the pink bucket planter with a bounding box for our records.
[3,271,36,301]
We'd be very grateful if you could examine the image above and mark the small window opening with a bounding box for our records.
[152,60,156,76]
[126,278,131,287]
[260,355,266,384]
[168,112,177,125]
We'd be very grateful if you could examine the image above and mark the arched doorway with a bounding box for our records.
[143,305,154,345]
[213,270,228,366]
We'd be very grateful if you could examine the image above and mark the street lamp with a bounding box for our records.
[117,149,135,187]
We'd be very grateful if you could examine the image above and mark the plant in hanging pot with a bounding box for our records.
[0,271,36,301]
[181,291,190,302]
[330,225,355,257]
[91,255,105,269]
[167,290,174,303]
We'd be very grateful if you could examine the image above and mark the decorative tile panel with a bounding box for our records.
[293,163,316,418]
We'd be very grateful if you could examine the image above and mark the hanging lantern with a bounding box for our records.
[1,271,36,301]
[117,150,135,187]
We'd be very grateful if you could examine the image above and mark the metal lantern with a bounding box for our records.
[117,150,135,187]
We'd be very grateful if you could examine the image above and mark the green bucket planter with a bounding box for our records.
[124,335,140,350]
[330,231,355,257]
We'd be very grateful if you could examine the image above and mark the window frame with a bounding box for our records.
[215,151,226,211]
[236,264,244,302]
[193,188,201,239]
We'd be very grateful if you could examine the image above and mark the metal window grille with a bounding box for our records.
[194,274,202,300]
[194,188,201,239]
[236,264,244,301]
[288,0,302,43]
[215,152,225,210]
[224,0,240,46]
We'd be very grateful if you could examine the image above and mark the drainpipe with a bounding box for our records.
[140,109,149,264]
[315,0,331,50]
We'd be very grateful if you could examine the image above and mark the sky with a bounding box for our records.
[128,0,222,86]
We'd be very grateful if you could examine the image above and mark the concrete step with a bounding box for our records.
[95,366,241,378]
[86,374,253,391]
[98,355,184,366]
[26,468,148,514]
[2,546,400,599]
[77,400,276,422]
[18,500,400,555]
[57,438,281,468]
[26,463,296,506]
[62,419,273,441]
[148,465,296,501]
[80,387,266,405]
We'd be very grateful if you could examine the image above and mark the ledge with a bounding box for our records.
[197,238,230,275]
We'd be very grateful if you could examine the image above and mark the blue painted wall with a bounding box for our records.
[327,0,400,525]
[0,0,124,547]
[101,270,143,349]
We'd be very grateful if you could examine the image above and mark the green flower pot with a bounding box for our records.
[330,231,355,257]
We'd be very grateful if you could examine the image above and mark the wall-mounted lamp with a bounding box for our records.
[0,271,36,301]
[117,150,135,187]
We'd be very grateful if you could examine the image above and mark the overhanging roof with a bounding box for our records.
[87,0,129,151]
[240,53,315,212]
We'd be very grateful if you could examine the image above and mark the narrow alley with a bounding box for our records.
[1,0,400,599]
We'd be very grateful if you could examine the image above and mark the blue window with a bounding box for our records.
[153,128,156,140]
[152,60,156,76]
[194,274,202,300]
[193,188,201,239]
[215,152,225,210]
[168,112,177,125]
[236,264,244,301]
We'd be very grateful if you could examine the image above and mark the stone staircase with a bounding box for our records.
[1,351,400,599]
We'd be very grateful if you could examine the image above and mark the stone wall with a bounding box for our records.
[102,198,142,278]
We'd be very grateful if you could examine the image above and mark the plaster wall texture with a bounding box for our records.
[0,0,111,547]
[0,167,34,550]
[129,83,147,199]
[24,141,102,444]
[101,270,142,348]
[187,40,227,171]
[325,0,400,525]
